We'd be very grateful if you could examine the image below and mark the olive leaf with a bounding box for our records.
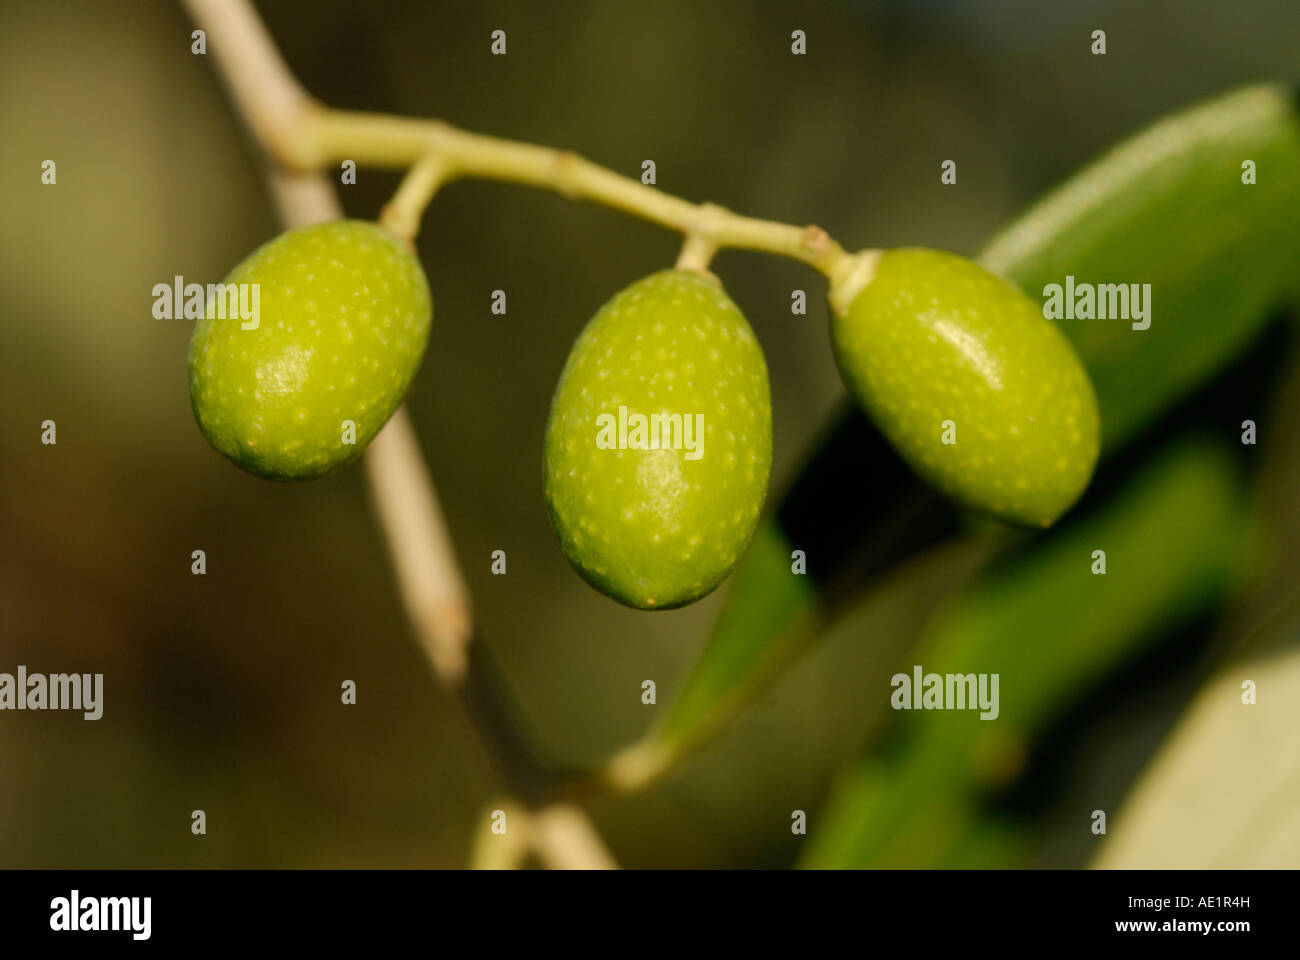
[602,84,1300,788]
[1093,620,1300,869]
[984,83,1300,451]
[800,438,1252,868]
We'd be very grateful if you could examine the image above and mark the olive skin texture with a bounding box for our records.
[544,270,772,609]
[830,248,1100,527]
[189,220,432,481]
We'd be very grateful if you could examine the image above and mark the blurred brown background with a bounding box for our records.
[1,0,1296,867]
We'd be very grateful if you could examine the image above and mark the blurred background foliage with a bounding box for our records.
[0,0,1296,868]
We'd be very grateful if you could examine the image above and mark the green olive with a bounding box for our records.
[189,220,432,481]
[544,270,772,608]
[831,248,1100,527]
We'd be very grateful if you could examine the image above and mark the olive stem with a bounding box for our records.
[379,148,452,242]
[183,0,855,277]
[304,107,854,275]
[826,248,885,316]
[674,226,721,279]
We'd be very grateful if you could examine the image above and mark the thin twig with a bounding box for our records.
[467,799,533,870]
[379,149,452,242]
[530,805,619,870]
[468,800,617,870]
[183,0,873,284]
[363,408,471,682]
[182,0,317,168]
[305,108,860,276]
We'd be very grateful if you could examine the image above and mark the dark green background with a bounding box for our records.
[0,0,1296,867]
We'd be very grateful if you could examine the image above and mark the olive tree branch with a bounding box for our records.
[529,804,619,870]
[467,799,532,870]
[467,800,617,870]
[182,0,876,285]
[304,107,861,275]
[362,408,472,681]
[181,0,473,688]
[183,0,616,870]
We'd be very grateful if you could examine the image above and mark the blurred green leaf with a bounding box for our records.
[603,84,1300,788]
[985,84,1300,451]
[1221,343,1300,662]
[1095,613,1300,868]
[800,438,1251,867]
[650,524,819,748]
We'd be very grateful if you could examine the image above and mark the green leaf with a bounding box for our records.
[984,84,1300,451]
[651,523,818,747]
[600,523,819,789]
[1094,613,1300,868]
[801,437,1252,868]
[602,85,1300,787]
